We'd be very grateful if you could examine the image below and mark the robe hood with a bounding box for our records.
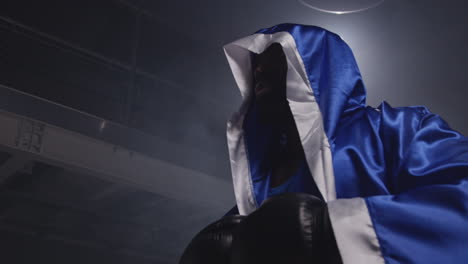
[224,23,366,214]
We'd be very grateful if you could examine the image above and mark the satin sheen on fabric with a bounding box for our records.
[224,24,468,264]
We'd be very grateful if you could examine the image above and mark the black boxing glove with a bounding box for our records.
[231,193,342,264]
[179,215,246,264]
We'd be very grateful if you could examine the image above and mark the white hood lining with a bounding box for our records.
[224,32,337,215]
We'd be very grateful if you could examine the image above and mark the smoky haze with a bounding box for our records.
[0,0,467,263]
[1,0,467,181]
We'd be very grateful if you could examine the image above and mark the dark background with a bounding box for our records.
[0,0,466,263]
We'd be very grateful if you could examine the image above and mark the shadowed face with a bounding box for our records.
[253,43,288,125]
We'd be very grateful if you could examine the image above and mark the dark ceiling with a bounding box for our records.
[0,0,467,263]
[1,0,467,167]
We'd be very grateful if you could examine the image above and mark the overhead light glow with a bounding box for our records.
[297,0,385,14]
